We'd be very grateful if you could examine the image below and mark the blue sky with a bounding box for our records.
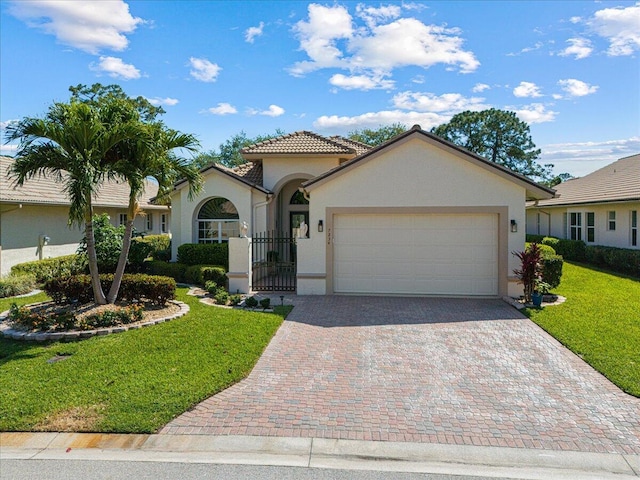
[1,1,638,177]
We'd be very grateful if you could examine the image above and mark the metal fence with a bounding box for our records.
[251,231,297,292]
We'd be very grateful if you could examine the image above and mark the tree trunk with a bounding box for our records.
[85,211,107,305]
[107,198,137,304]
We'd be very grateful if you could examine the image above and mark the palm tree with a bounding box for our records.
[6,101,131,304]
[106,122,202,303]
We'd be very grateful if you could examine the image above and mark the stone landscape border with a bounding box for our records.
[0,300,189,342]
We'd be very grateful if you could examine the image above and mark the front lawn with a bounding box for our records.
[0,288,288,432]
[524,262,640,397]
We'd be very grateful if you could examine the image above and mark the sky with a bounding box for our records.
[1,0,639,178]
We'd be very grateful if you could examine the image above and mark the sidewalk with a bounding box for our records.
[2,432,639,480]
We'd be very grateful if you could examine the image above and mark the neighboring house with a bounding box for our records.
[526,154,639,250]
[0,156,170,276]
[171,125,554,297]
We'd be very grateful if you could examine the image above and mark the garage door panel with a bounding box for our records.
[333,213,498,296]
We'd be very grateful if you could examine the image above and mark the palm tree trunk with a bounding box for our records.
[107,199,136,303]
[85,211,107,305]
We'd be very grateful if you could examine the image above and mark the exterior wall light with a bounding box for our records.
[318,220,324,232]
[510,219,518,233]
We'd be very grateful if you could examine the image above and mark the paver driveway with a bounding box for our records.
[163,297,640,455]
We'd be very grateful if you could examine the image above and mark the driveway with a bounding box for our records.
[162,297,640,455]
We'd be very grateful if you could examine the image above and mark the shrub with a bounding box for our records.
[129,234,171,266]
[526,242,556,258]
[546,238,586,261]
[229,294,243,306]
[127,239,154,271]
[214,288,229,305]
[8,303,53,331]
[0,275,36,298]
[260,298,271,309]
[584,245,640,277]
[184,264,227,286]
[513,243,543,303]
[10,255,85,284]
[44,274,175,306]
[146,261,187,283]
[245,296,258,308]
[541,255,564,289]
[81,304,144,330]
[526,234,545,244]
[205,280,218,295]
[177,243,228,269]
[77,213,125,273]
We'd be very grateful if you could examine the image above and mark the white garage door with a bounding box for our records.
[333,213,498,296]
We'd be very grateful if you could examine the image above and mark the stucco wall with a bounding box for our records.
[262,157,340,191]
[299,136,528,296]
[527,202,640,249]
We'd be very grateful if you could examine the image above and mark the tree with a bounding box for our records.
[347,123,407,147]
[6,100,133,304]
[192,129,286,169]
[431,109,553,182]
[546,172,574,187]
[69,84,203,304]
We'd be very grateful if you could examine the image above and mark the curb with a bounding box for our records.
[2,432,638,479]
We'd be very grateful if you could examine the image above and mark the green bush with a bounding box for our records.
[177,243,228,269]
[526,242,556,258]
[0,275,36,298]
[80,304,144,330]
[184,265,227,286]
[260,298,271,309]
[229,294,243,306]
[146,261,187,283]
[547,238,586,261]
[214,288,229,305]
[130,234,171,265]
[44,274,176,306]
[584,245,640,277]
[10,255,85,284]
[541,255,564,289]
[245,296,258,308]
[77,213,125,273]
[205,280,218,294]
[128,239,154,270]
[526,234,545,243]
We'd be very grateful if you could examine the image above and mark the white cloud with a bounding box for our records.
[90,56,140,80]
[245,21,264,43]
[0,119,19,130]
[207,103,237,115]
[540,136,640,177]
[329,73,394,90]
[146,97,179,106]
[314,110,449,131]
[513,81,543,98]
[290,4,479,83]
[472,83,490,93]
[0,144,18,156]
[392,91,488,113]
[188,57,221,82]
[7,0,142,54]
[589,3,640,56]
[509,103,557,124]
[248,105,285,117]
[558,38,593,59]
[557,79,598,97]
[507,41,543,56]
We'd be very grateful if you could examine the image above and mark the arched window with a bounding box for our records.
[197,197,239,243]
[290,190,309,205]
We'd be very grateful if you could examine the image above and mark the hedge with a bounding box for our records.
[583,245,640,277]
[128,234,172,269]
[184,265,227,286]
[10,255,85,283]
[526,242,556,258]
[541,255,564,289]
[145,261,188,283]
[0,274,36,298]
[177,243,228,269]
[44,274,176,306]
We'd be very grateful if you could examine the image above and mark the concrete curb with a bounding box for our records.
[1,432,638,479]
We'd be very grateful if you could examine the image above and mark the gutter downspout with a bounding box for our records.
[252,193,274,236]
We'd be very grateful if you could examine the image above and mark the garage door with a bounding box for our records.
[333,213,498,296]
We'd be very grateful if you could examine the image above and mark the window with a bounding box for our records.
[608,211,616,231]
[586,212,595,243]
[536,213,541,235]
[197,198,239,243]
[119,213,127,226]
[569,212,582,241]
[562,213,568,239]
[161,214,168,234]
[632,211,638,247]
[146,214,153,231]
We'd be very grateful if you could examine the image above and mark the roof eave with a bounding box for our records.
[173,163,271,195]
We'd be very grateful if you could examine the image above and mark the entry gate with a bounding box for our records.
[251,231,297,292]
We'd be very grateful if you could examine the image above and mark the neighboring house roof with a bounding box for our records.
[241,131,367,157]
[0,156,165,210]
[302,124,555,201]
[329,136,372,156]
[528,153,640,208]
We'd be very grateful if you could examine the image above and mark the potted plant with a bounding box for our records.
[512,243,543,305]
[531,279,550,307]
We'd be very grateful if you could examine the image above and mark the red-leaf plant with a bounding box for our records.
[512,242,543,303]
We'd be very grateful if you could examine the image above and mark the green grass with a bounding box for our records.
[0,288,288,433]
[524,262,640,397]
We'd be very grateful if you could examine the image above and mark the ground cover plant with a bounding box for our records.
[524,262,640,397]
[0,288,290,433]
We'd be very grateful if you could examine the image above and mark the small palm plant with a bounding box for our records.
[513,243,543,303]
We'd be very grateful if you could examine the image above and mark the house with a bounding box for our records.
[170,125,554,297]
[526,154,639,250]
[0,156,170,276]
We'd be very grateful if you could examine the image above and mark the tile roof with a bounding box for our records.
[531,154,640,207]
[329,136,372,156]
[0,156,164,209]
[230,161,263,186]
[241,131,367,156]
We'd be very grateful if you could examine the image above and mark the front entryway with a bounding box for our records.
[251,232,297,292]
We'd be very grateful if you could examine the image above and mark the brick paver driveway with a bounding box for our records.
[163,297,640,455]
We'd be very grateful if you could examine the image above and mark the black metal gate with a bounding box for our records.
[251,231,297,291]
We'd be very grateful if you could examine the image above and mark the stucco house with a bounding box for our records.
[171,125,555,297]
[526,154,639,250]
[0,156,170,276]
